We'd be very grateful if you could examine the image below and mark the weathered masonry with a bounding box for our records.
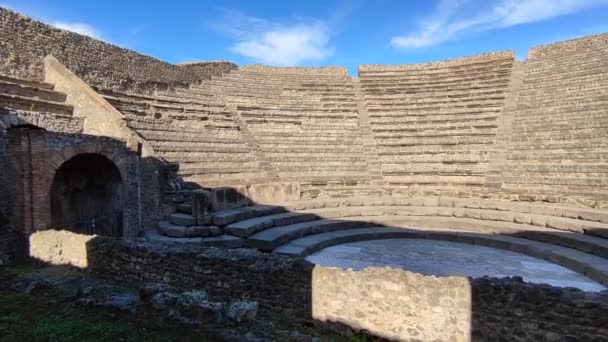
[1,7,608,341]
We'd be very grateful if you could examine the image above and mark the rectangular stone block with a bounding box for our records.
[210,187,251,211]
[245,182,300,205]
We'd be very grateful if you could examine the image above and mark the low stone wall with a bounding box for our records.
[312,267,471,341]
[80,236,608,341]
[87,237,313,319]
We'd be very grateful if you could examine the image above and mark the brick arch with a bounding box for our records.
[28,135,134,233]
[44,143,129,182]
[49,153,125,236]
[6,128,139,237]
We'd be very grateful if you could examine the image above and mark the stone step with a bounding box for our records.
[225,212,321,237]
[145,230,245,248]
[369,108,502,118]
[499,175,607,188]
[0,93,73,116]
[169,213,195,226]
[382,163,487,174]
[210,205,288,227]
[271,226,608,285]
[359,74,512,90]
[249,215,608,258]
[365,97,506,108]
[374,128,497,139]
[0,74,55,89]
[376,136,495,146]
[149,143,251,154]
[359,61,512,77]
[361,80,510,94]
[176,203,193,214]
[0,81,67,102]
[158,221,222,238]
[371,120,499,132]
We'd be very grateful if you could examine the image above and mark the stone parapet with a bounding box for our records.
[359,51,514,73]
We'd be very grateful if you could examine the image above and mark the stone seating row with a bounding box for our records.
[272,225,608,286]
[149,193,608,283]
[0,74,84,133]
[500,37,607,201]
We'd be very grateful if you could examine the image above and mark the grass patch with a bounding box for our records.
[0,267,210,342]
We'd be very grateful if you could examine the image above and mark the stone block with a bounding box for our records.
[210,187,251,211]
[158,221,187,238]
[191,189,212,225]
[169,213,195,227]
[185,225,221,238]
[245,182,301,204]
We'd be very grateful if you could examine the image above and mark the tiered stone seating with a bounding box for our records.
[501,34,608,201]
[100,89,271,185]
[0,74,82,132]
[358,52,515,193]
[191,66,374,197]
[189,195,608,285]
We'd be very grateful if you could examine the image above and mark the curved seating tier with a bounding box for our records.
[100,89,273,185]
[500,35,608,199]
[189,66,374,195]
[150,195,608,285]
[358,52,515,192]
[0,74,83,133]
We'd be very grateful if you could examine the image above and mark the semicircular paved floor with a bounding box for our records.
[306,239,607,292]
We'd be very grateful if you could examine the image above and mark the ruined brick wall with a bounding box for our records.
[85,237,608,341]
[6,128,146,237]
[0,8,237,92]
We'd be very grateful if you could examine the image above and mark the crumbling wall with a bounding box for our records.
[0,8,237,92]
[84,236,608,341]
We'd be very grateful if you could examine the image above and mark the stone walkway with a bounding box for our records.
[306,239,607,292]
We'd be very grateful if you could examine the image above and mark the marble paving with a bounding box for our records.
[306,238,607,292]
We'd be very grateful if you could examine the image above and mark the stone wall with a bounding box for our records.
[0,208,21,264]
[312,267,471,341]
[81,236,608,341]
[87,237,314,320]
[5,128,144,236]
[0,8,237,92]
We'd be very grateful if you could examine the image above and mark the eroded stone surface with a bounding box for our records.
[308,239,607,292]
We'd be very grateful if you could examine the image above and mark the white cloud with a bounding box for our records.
[391,0,608,49]
[52,21,101,39]
[212,10,334,66]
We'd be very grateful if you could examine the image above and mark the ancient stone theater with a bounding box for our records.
[1,7,607,341]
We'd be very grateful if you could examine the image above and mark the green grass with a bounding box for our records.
[0,267,210,342]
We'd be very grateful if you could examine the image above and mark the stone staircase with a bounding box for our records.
[0,74,83,132]
[144,194,608,285]
[352,77,384,185]
[151,189,244,247]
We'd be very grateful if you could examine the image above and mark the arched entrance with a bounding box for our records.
[50,153,124,236]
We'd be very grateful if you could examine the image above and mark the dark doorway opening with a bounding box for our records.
[50,153,124,236]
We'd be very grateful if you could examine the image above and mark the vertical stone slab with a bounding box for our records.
[312,266,472,341]
[192,189,212,225]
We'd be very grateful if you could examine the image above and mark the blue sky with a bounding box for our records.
[3,1,608,74]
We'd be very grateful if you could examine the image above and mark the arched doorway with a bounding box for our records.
[50,153,124,236]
